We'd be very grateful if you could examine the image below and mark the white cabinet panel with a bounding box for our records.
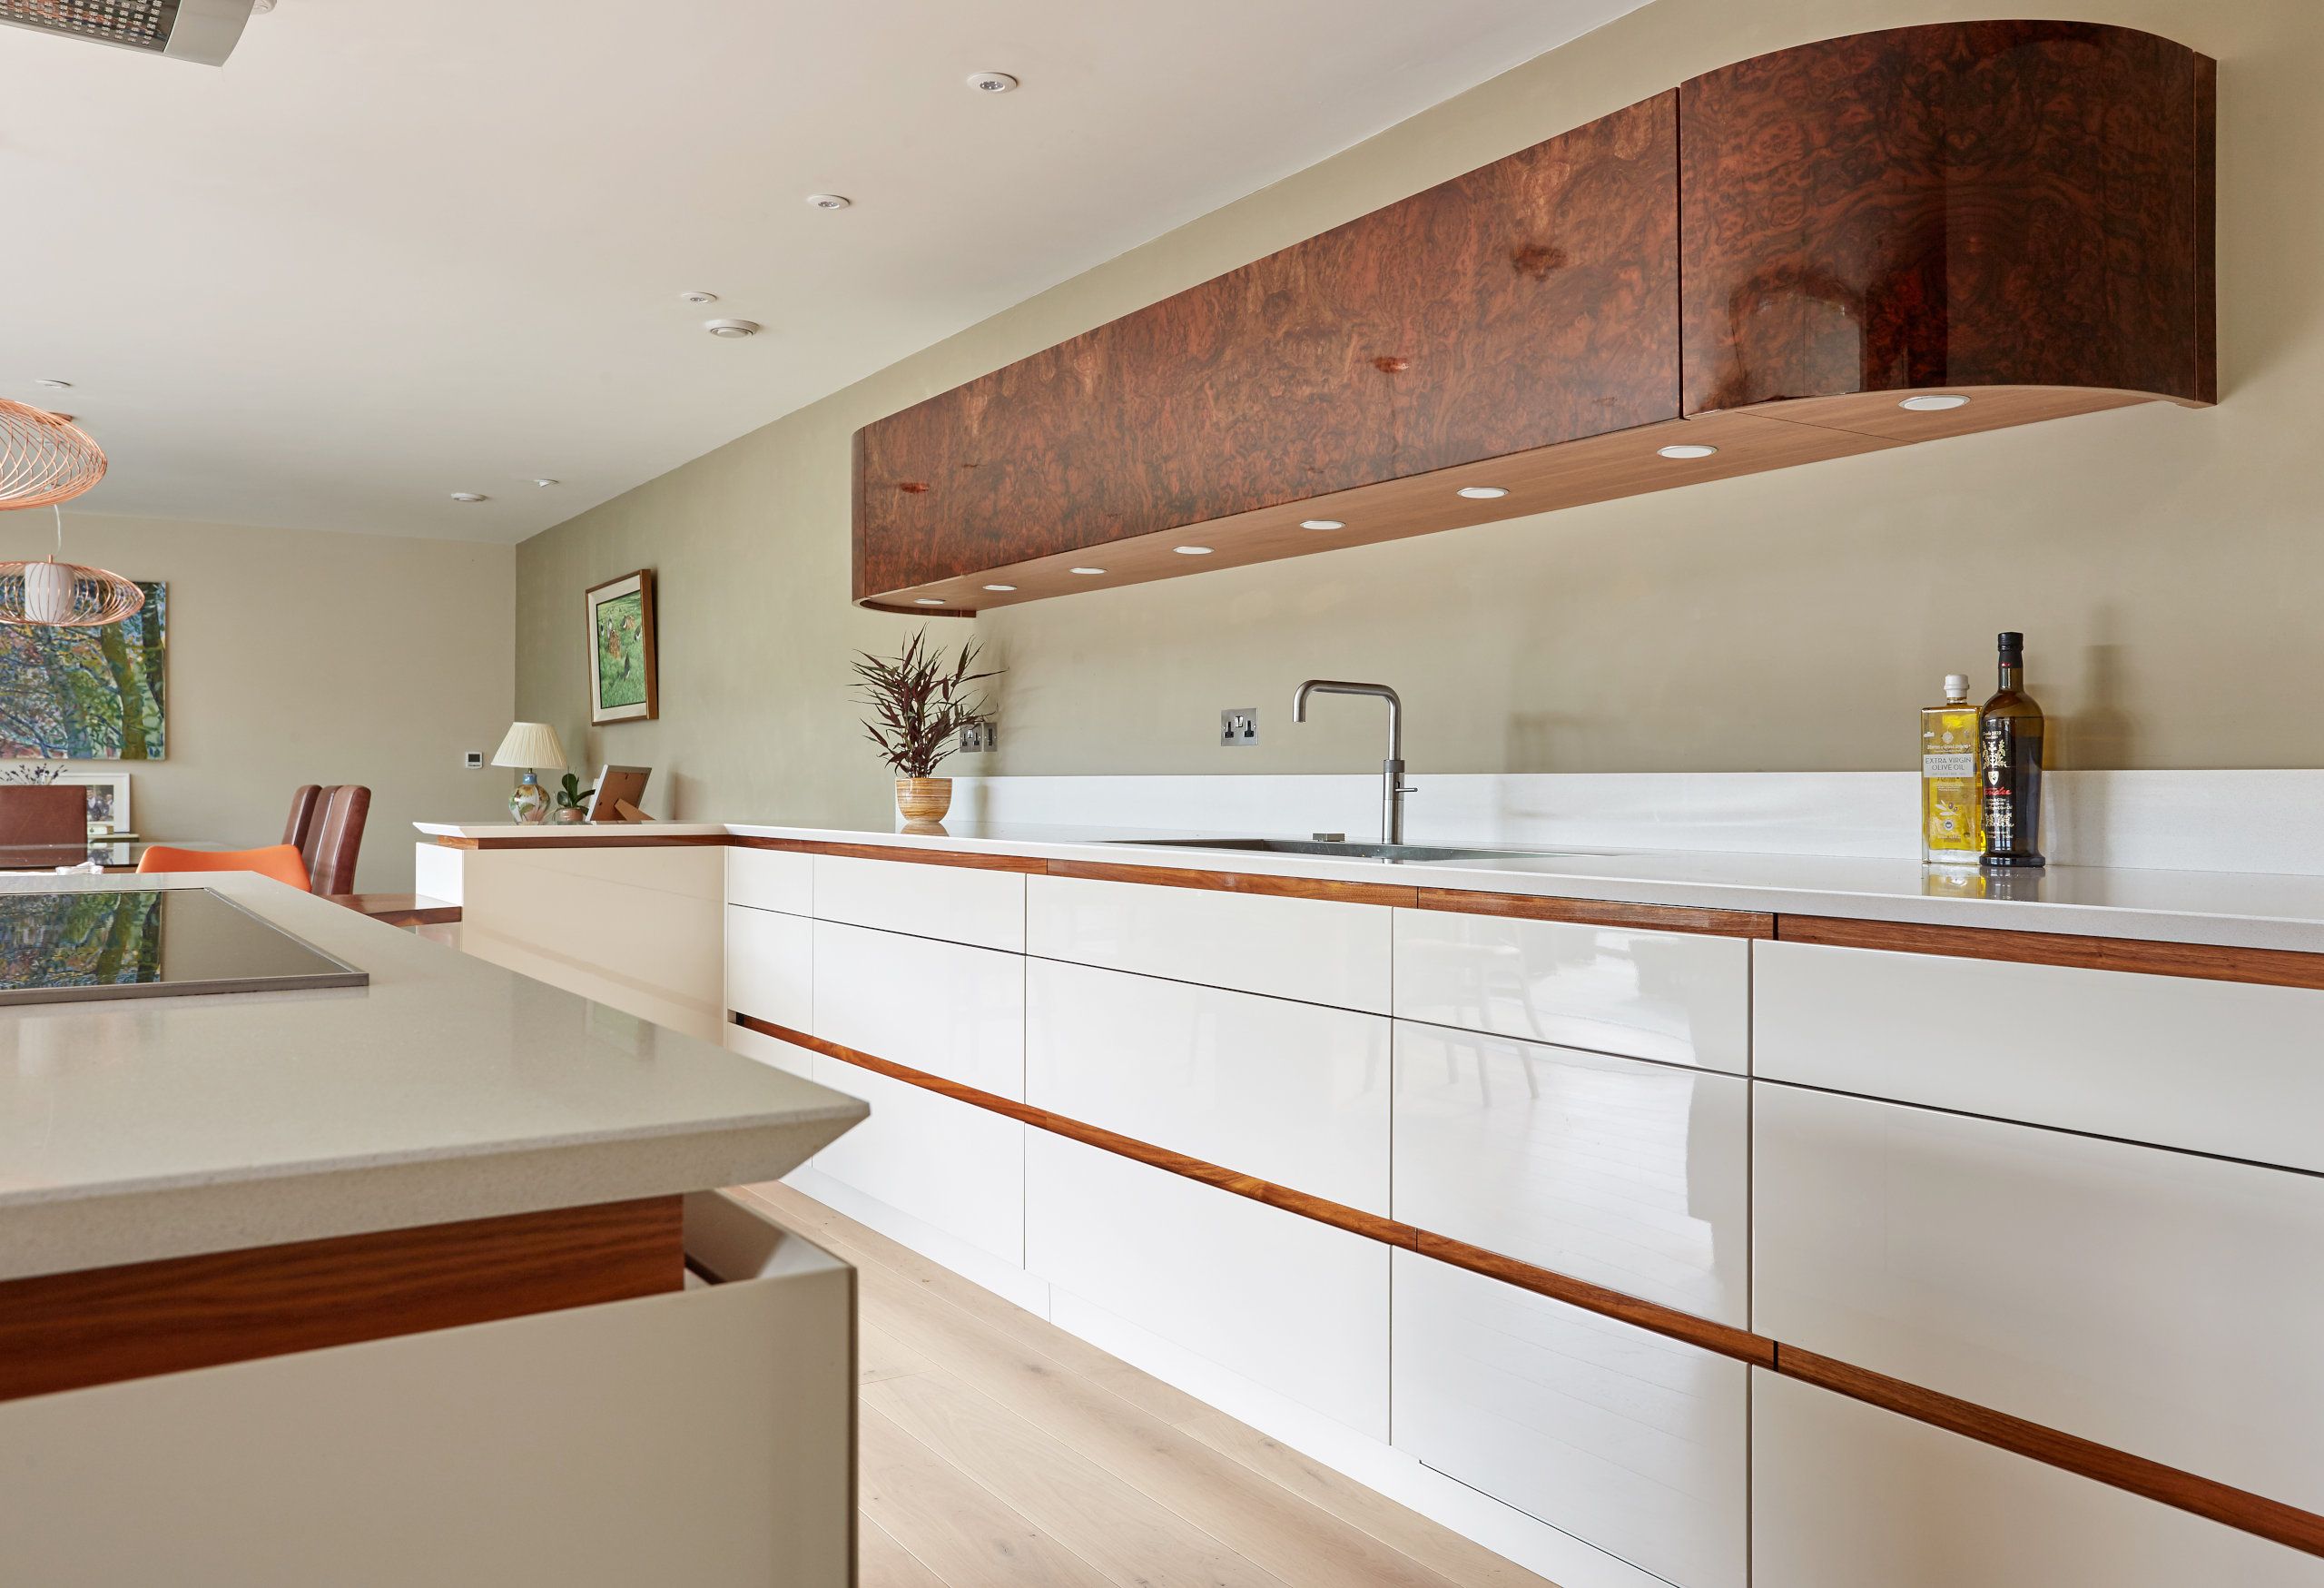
[1027,959,1390,1212]
[813,1055,1025,1266]
[1755,940,2324,1170]
[1025,1131,1388,1438]
[811,920,1023,1098]
[1393,908,1748,1073]
[812,853,1023,952]
[723,903,811,1030]
[1028,873,1391,1012]
[1393,1021,1748,1325]
[1757,1083,2324,1511]
[724,1021,816,1081]
[724,845,812,916]
[1393,1251,1747,1588]
[1754,1370,2324,1588]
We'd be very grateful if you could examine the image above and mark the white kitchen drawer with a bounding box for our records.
[1393,908,1748,1073]
[1027,873,1391,1012]
[1393,1249,1747,1588]
[811,920,1022,1098]
[1756,1082,2324,1511]
[724,844,812,915]
[0,1247,852,1588]
[724,1021,816,1081]
[812,853,1023,952]
[1754,940,2324,1170]
[1393,1021,1748,1324]
[1027,958,1390,1212]
[723,902,811,1029]
[813,1055,1025,1266]
[1754,1370,2324,1588]
[1025,1131,1388,1438]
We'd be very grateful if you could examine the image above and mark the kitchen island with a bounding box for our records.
[0,869,869,1588]
[420,812,2324,1588]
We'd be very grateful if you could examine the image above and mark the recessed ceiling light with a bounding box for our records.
[1301,518,1345,530]
[1455,486,1508,499]
[704,319,762,339]
[532,478,560,488]
[450,492,488,503]
[967,71,1019,94]
[1657,443,1719,459]
[679,291,718,305]
[982,583,1018,592]
[1173,546,1213,556]
[806,193,853,211]
[1069,567,1107,576]
[1899,393,1970,411]
[914,597,946,606]
[34,379,71,390]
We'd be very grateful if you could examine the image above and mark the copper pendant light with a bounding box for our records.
[0,398,143,628]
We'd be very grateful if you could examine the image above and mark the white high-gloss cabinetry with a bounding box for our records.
[1027,957,1390,1212]
[1393,1021,1748,1324]
[1393,908,1748,1073]
[811,919,1023,1097]
[1756,1082,2324,1511]
[723,903,811,1031]
[1025,1130,1391,1439]
[813,1055,1026,1266]
[1028,873,1391,1012]
[724,845,812,916]
[724,1019,815,1081]
[1393,1250,1748,1588]
[1754,1370,2324,1588]
[1755,940,2324,1170]
[811,853,1023,952]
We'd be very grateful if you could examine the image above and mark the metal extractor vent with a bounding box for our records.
[0,0,256,65]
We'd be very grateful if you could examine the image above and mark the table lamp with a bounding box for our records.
[491,722,567,824]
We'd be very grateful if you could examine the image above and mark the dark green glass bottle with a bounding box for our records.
[1978,631,2046,868]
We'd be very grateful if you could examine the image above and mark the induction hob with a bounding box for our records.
[0,888,368,1007]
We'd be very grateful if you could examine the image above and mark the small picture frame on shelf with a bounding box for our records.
[56,771,132,835]
[584,568,658,725]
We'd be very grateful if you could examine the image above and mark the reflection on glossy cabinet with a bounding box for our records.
[811,853,1023,952]
[1393,1250,1748,1588]
[811,920,1024,1098]
[724,904,811,1031]
[1028,958,1391,1212]
[1026,873,1392,1012]
[1026,1131,1389,1438]
[1393,1021,1748,1324]
[724,845,812,916]
[1756,1083,2324,1511]
[1753,1370,2324,1588]
[1393,908,1748,1072]
[812,1056,1027,1267]
[724,1020,815,1082]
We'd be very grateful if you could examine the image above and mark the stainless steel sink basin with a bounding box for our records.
[1108,836,1556,864]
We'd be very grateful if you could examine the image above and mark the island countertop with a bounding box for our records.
[0,871,867,1283]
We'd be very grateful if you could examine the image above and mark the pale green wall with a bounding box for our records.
[517,0,2322,824]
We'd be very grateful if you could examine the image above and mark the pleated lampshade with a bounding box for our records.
[491,722,567,772]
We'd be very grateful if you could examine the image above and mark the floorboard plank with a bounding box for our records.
[858,1516,948,1588]
[860,1402,1117,1588]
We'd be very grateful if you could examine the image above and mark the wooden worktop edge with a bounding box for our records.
[1775,914,2324,991]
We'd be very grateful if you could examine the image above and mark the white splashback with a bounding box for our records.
[950,770,2324,876]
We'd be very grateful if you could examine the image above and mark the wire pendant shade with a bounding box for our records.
[0,555,146,627]
[0,398,107,511]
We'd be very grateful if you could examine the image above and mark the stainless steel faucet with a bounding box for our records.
[1292,679,1416,844]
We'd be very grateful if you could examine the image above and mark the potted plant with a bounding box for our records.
[852,629,997,826]
[551,771,596,824]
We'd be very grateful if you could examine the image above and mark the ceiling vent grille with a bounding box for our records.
[0,0,256,64]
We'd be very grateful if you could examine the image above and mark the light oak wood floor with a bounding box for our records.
[735,1180,1560,1588]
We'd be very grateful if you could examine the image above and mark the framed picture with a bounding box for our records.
[54,771,132,834]
[0,582,168,759]
[584,569,657,725]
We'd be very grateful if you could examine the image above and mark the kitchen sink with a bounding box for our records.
[1107,836,1566,864]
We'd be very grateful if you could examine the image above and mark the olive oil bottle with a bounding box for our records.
[1979,632,2046,868]
[1920,674,1984,864]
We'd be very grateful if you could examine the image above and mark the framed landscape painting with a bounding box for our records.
[0,581,168,759]
[584,568,657,725]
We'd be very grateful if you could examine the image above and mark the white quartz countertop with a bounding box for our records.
[0,871,867,1282]
[416,818,2324,956]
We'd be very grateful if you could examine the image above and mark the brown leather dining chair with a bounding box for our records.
[0,784,90,869]
[302,784,370,895]
[281,784,323,852]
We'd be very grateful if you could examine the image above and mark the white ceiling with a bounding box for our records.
[0,0,1645,544]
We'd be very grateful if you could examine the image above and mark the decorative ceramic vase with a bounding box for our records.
[508,772,547,824]
[895,776,952,824]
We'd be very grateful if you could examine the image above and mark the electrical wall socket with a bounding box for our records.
[958,720,997,754]
[1220,708,1259,746]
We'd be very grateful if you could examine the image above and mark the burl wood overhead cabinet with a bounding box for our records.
[853,20,2214,612]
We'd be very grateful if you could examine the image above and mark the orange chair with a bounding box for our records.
[137,843,313,891]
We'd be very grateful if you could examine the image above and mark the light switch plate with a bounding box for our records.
[1220,708,1258,746]
[463,751,484,770]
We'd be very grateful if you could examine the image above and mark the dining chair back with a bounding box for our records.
[281,784,323,850]
[306,784,370,895]
[137,843,313,891]
[0,784,88,869]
